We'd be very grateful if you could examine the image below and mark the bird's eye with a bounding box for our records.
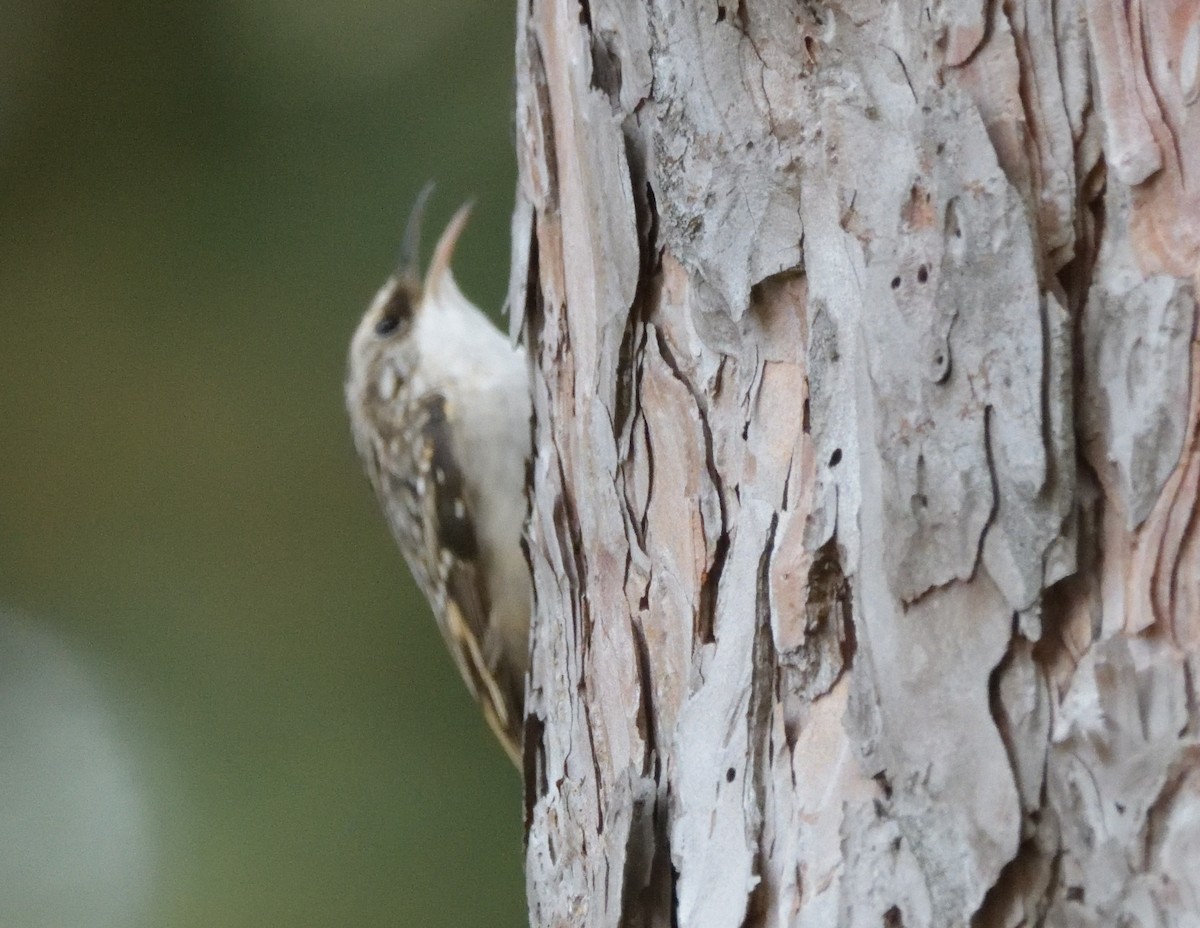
[375,313,401,336]
[374,286,412,337]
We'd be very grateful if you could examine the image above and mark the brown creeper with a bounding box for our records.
[345,186,531,764]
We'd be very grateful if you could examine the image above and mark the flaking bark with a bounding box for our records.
[510,1,1200,926]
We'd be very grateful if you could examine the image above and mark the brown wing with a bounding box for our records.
[369,391,522,763]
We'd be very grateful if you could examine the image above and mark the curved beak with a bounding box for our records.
[423,200,474,301]
[396,180,436,283]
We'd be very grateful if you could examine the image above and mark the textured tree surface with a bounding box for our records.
[509,1,1200,926]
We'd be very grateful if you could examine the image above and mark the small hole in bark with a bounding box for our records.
[829,448,842,467]
[883,905,904,927]
[891,275,901,289]
[726,767,736,782]
[1115,802,1126,814]
[932,350,951,384]
[1067,887,1085,902]
[716,4,726,21]
[913,493,928,510]
[917,265,928,283]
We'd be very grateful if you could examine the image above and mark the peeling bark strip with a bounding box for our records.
[511,0,1200,926]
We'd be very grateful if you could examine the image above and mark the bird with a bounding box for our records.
[345,185,532,764]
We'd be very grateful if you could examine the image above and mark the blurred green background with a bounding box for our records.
[0,2,523,926]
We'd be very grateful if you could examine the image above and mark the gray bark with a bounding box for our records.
[509,1,1200,926]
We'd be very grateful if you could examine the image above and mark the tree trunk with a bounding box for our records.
[509,1,1200,926]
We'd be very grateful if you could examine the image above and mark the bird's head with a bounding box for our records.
[346,184,474,420]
